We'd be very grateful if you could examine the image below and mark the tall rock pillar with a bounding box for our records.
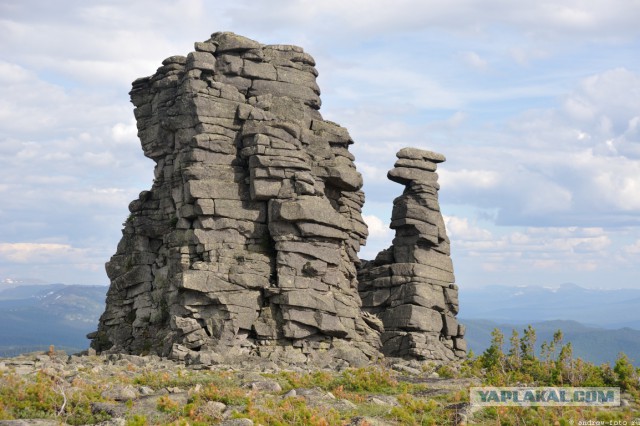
[358,148,467,361]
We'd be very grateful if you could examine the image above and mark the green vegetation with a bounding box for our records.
[132,368,237,390]
[274,366,405,394]
[463,318,640,365]
[465,325,640,391]
[462,325,639,424]
[0,325,638,425]
[0,370,110,425]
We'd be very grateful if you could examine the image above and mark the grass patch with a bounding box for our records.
[0,371,111,425]
[274,366,417,395]
[132,368,236,390]
[241,396,342,426]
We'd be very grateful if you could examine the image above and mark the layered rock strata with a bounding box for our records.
[90,32,378,366]
[90,31,465,365]
[358,148,467,361]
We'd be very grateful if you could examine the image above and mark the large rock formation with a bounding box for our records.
[90,32,465,366]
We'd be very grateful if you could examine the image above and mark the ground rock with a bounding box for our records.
[101,385,137,401]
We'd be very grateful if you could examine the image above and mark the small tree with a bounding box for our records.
[520,325,537,361]
[541,330,562,362]
[614,352,638,392]
[482,328,506,377]
[554,342,573,385]
[507,329,521,370]
[572,358,611,387]
[551,330,563,354]
[537,329,563,384]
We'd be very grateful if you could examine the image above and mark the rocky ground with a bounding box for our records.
[1,350,636,425]
[0,350,477,425]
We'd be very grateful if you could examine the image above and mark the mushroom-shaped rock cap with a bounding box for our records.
[388,147,445,185]
[396,147,446,163]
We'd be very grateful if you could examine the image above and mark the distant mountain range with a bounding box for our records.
[460,283,640,329]
[458,283,640,364]
[0,283,106,356]
[0,282,638,364]
[463,318,640,365]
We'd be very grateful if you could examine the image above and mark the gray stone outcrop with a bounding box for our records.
[358,148,467,361]
[89,31,465,365]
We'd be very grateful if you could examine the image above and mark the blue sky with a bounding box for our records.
[1,0,639,289]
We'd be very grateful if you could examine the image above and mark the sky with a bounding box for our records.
[1,0,639,289]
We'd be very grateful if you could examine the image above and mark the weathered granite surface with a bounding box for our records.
[90,32,465,366]
[358,148,466,361]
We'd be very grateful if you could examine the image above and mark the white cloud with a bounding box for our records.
[60,187,131,208]
[593,166,640,211]
[224,0,640,42]
[0,0,638,289]
[356,162,391,185]
[0,57,150,285]
[0,60,33,83]
[444,216,492,241]
[363,214,392,240]
[111,120,138,144]
[564,68,640,133]
[431,68,640,227]
[462,51,488,71]
[0,242,87,263]
[448,221,613,277]
[337,67,463,110]
[563,96,596,122]
[623,239,640,255]
[359,214,394,261]
[521,182,573,216]
[439,169,500,190]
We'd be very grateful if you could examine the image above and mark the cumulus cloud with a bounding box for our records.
[446,218,614,278]
[224,0,640,42]
[439,169,500,190]
[0,1,211,85]
[111,120,138,145]
[429,68,640,228]
[333,67,463,110]
[359,214,394,261]
[0,0,638,289]
[0,242,87,263]
[444,216,492,241]
[363,214,392,240]
[356,162,391,185]
[0,241,108,284]
[0,42,152,285]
